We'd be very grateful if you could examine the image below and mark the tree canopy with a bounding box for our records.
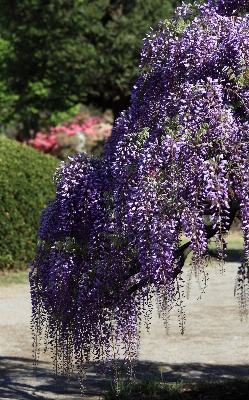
[30,0,249,390]
[0,0,181,136]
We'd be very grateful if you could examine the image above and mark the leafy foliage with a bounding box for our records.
[0,138,59,270]
[0,0,181,136]
[30,0,249,391]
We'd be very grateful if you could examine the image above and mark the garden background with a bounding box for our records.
[0,0,182,271]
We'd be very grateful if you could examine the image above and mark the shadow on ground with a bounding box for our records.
[0,356,249,399]
[134,360,249,382]
[210,249,243,263]
[0,355,109,399]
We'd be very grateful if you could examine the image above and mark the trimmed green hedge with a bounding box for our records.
[0,137,60,270]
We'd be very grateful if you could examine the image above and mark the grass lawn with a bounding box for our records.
[181,229,244,264]
[0,268,29,286]
[209,229,244,262]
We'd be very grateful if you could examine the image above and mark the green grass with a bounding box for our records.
[181,230,244,264]
[103,376,249,399]
[226,230,244,250]
[0,269,29,286]
[209,230,244,262]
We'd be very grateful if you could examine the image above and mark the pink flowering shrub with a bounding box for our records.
[26,112,113,159]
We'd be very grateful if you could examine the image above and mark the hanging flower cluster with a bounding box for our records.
[25,113,113,159]
[30,0,249,389]
[210,0,249,16]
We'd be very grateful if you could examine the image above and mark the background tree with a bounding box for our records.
[30,0,249,391]
[0,0,181,137]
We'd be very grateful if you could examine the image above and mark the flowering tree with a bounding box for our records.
[30,0,249,389]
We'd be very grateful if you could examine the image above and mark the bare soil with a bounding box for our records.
[0,261,249,399]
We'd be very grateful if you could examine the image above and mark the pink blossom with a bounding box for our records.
[25,112,113,158]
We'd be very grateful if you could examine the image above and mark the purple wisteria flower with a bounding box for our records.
[210,0,249,16]
[30,0,249,390]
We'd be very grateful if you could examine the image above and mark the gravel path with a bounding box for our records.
[0,261,249,399]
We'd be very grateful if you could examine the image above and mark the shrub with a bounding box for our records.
[0,137,59,270]
[25,111,113,159]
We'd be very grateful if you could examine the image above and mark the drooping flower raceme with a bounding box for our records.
[210,0,249,16]
[30,0,249,389]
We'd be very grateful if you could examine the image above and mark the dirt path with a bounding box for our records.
[0,262,249,399]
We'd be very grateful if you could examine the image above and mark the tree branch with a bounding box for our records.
[127,195,240,296]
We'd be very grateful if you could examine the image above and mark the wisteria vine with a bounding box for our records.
[30,0,249,389]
